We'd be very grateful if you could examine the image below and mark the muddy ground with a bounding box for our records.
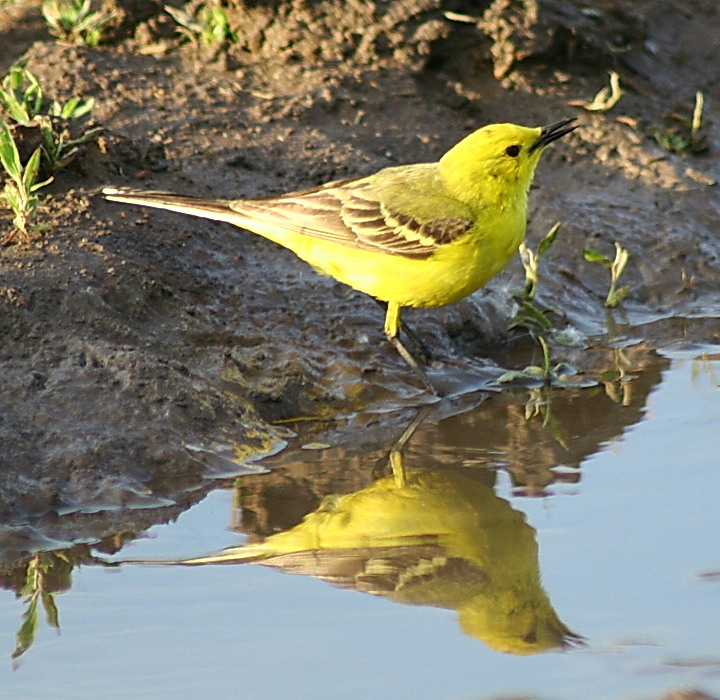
[0,0,719,561]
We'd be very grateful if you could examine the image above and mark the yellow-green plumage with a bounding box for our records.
[103,118,576,392]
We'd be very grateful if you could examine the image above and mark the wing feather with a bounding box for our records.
[229,177,475,260]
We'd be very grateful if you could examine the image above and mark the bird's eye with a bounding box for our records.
[505,144,521,157]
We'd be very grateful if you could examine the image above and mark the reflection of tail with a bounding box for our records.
[124,544,269,567]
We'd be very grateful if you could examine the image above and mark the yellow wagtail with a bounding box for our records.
[103,118,577,393]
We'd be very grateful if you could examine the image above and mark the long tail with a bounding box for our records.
[123,544,271,567]
[102,187,244,227]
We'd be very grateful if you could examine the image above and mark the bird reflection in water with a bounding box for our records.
[165,412,583,655]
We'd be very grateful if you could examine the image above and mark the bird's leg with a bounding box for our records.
[384,302,438,395]
[373,299,432,364]
[389,450,407,488]
[388,406,432,486]
[399,318,433,364]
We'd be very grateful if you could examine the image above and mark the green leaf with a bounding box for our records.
[41,591,60,629]
[606,285,630,308]
[0,121,22,178]
[4,184,22,212]
[22,147,42,189]
[495,369,531,384]
[522,365,547,379]
[537,222,561,259]
[29,175,53,193]
[56,94,95,119]
[519,301,553,330]
[583,249,611,265]
[0,67,43,123]
[12,596,39,660]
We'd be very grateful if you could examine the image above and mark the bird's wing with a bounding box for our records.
[229,172,475,260]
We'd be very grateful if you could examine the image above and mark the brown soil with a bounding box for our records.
[1,0,719,559]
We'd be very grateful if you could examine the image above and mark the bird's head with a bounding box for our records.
[439,118,577,207]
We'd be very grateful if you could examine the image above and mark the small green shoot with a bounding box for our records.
[12,553,62,665]
[651,90,708,154]
[165,2,238,46]
[583,242,630,308]
[0,67,100,176]
[518,222,561,302]
[41,0,117,47]
[691,351,719,387]
[0,122,53,243]
[38,112,103,174]
[0,66,96,124]
[570,71,623,112]
[0,67,44,123]
[496,336,579,387]
[510,222,561,333]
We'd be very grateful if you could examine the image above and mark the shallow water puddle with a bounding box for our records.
[1,346,719,699]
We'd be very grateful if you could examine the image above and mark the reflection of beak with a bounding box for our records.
[529,117,578,152]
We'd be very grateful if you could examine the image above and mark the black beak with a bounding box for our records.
[529,117,578,152]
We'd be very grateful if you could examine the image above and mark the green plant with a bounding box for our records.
[583,242,630,308]
[12,553,63,664]
[509,222,561,333]
[0,67,100,241]
[651,91,708,154]
[41,0,116,47]
[518,222,561,302]
[0,66,45,123]
[0,66,96,124]
[0,66,100,174]
[165,2,238,46]
[0,122,53,242]
[39,110,102,174]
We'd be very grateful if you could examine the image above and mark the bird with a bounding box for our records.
[103,117,577,394]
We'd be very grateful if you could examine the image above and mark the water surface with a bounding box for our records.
[1,344,719,699]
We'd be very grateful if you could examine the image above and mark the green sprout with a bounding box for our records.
[518,222,561,302]
[0,67,100,175]
[165,2,238,46]
[583,242,630,308]
[0,66,45,123]
[498,336,559,385]
[0,67,100,241]
[12,553,64,665]
[510,222,561,333]
[41,0,117,47]
[0,66,96,125]
[570,71,623,113]
[0,122,53,243]
[651,90,708,154]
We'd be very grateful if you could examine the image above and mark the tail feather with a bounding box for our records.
[122,544,269,567]
[102,186,241,226]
